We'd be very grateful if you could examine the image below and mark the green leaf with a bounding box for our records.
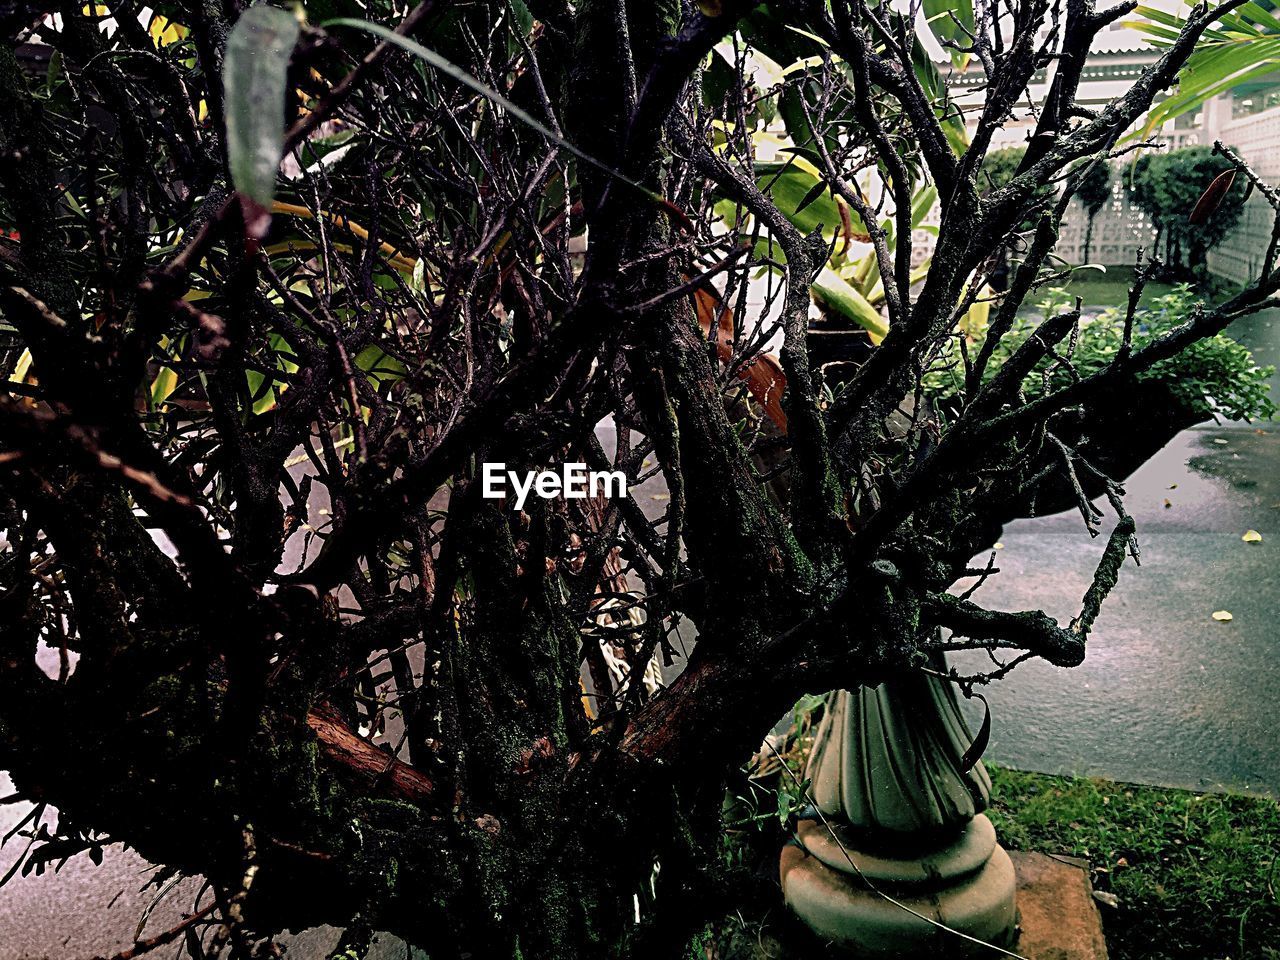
[783,24,830,48]
[811,266,890,343]
[245,332,298,415]
[924,0,975,70]
[910,39,970,154]
[509,0,533,35]
[354,343,407,388]
[1130,4,1235,41]
[1237,1,1280,33]
[223,6,300,217]
[777,85,842,171]
[911,184,938,230]
[755,160,856,239]
[792,177,831,216]
[297,128,358,175]
[150,364,179,407]
[1136,54,1280,139]
[712,36,785,91]
[1124,6,1280,136]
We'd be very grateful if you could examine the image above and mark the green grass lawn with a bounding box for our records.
[1040,266,1181,312]
[987,765,1280,960]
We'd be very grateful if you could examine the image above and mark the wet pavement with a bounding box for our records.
[0,776,420,958]
[954,423,1280,794]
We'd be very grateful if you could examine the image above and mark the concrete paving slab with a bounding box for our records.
[1009,852,1108,960]
[954,423,1280,795]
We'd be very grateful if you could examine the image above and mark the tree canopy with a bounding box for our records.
[0,1,1275,958]
[1078,157,1114,217]
[1131,145,1247,275]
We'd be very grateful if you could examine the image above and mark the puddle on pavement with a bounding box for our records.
[1187,428,1280,501]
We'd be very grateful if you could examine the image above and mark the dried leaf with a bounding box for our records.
[694,287,788,431]
[1242,529,1263,543]
[1212,610,1234,622]
[958,693,991,773]
[1189,168,1236,226]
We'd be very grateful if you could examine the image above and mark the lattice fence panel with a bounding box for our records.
[908,107,1280,284]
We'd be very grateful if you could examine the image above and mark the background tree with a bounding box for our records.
[1078,158,1114,263]
[1130,145,1246,277]
[0,1,1274,959]
[981,145,1031,191]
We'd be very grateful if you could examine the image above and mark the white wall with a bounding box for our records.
[1206,104,1280,285]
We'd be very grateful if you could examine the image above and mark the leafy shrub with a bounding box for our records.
[1129,147,1246,276]
[1077,158,1113,218]
[928,285,1276,423]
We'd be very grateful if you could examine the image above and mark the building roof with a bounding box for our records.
[931,23,1160,67]
[1090,25,1159,55]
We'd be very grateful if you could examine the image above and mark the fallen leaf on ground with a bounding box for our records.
[1242,529,1263,543]
[1212,610,1234,622]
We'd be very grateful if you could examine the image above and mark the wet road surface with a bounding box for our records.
[954,423,1280,794]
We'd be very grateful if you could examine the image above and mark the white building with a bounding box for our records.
[940,21,1280,282]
